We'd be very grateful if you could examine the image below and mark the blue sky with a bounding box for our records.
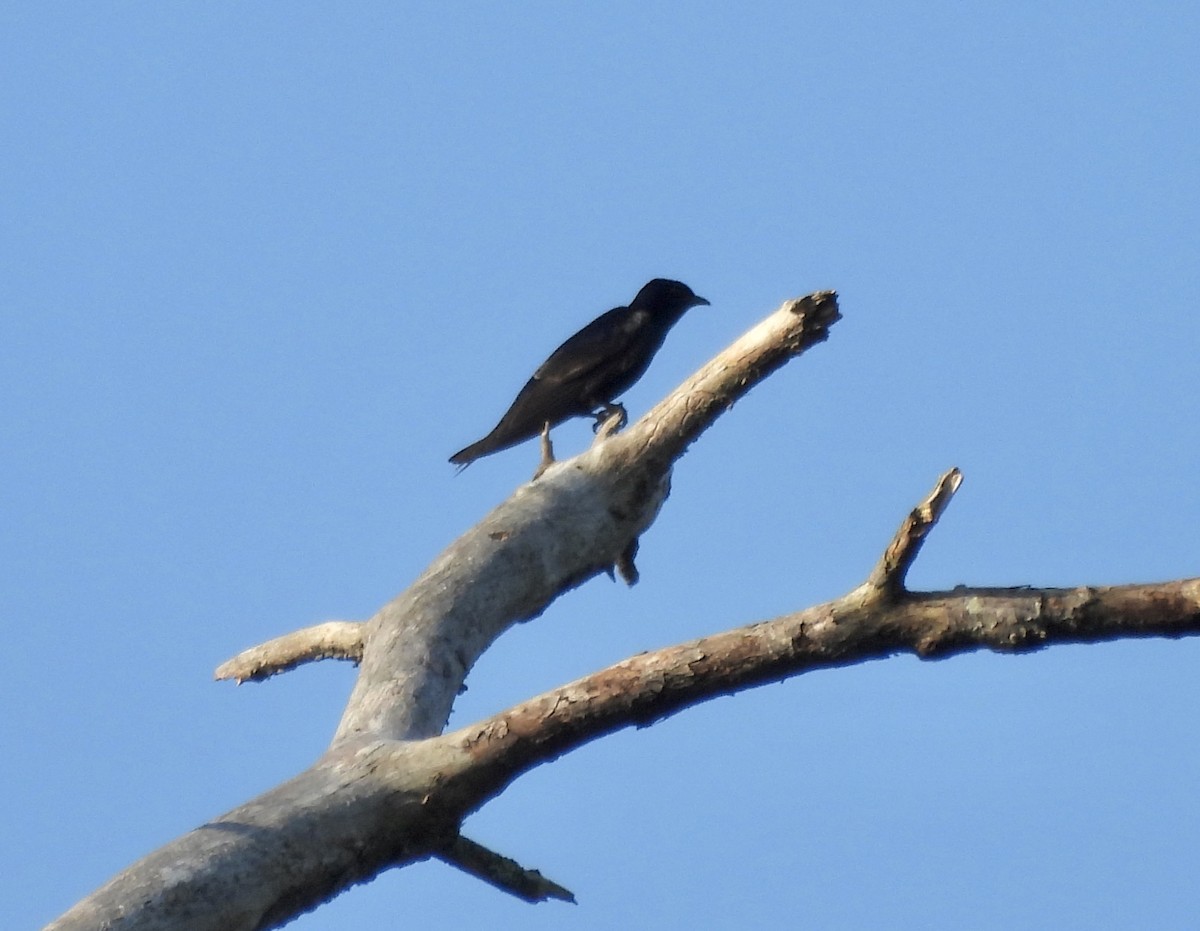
[5,4,1199,928]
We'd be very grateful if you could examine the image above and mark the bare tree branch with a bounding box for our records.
[49,291,1198,931]
[214,621,366,683]
[866,466,964,595]
[331,291,840,745]
[49,460,1200,930]
[445,569,1200,809]
[452,487,1200,796]
[438,835,575,904]
[51,289,843,931]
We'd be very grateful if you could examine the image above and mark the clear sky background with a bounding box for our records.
[5,4,1199,929]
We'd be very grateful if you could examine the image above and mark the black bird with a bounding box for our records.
[450,278,709,466]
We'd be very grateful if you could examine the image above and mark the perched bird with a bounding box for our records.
[450,278,709,467]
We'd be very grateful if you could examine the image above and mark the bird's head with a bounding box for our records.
[633,278,710,315]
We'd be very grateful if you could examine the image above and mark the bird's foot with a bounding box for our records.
[591,402,627,440]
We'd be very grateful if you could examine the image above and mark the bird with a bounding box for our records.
[450,278,709,467]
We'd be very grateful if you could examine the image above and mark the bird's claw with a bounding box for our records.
[591,403,627,435]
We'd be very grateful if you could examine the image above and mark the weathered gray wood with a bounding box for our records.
[49,289,1200,931]
[215,621,365,683]
[332,290,841,744]
[49,291,841,930]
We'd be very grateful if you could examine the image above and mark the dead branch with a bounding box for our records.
[438,835,575,904]
[453,474,1200,795]
[51,289,841,930]
[49,292,1198,931]
[214,621,365,683]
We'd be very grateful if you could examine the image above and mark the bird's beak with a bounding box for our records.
[693,295,711,307]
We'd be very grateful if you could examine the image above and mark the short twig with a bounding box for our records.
[866,467,963,597]
[214,621,366,684]
[439,835,575,904]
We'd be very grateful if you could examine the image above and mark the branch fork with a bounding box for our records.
[52,289,1200,931]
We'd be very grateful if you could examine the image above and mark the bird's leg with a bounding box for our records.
[591,402,627,435]
[532,422,555,480]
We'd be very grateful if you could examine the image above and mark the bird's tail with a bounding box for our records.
[448,437,493,468]
[449,418,550,468]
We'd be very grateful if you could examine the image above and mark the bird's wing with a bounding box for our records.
[531,307,643,388]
